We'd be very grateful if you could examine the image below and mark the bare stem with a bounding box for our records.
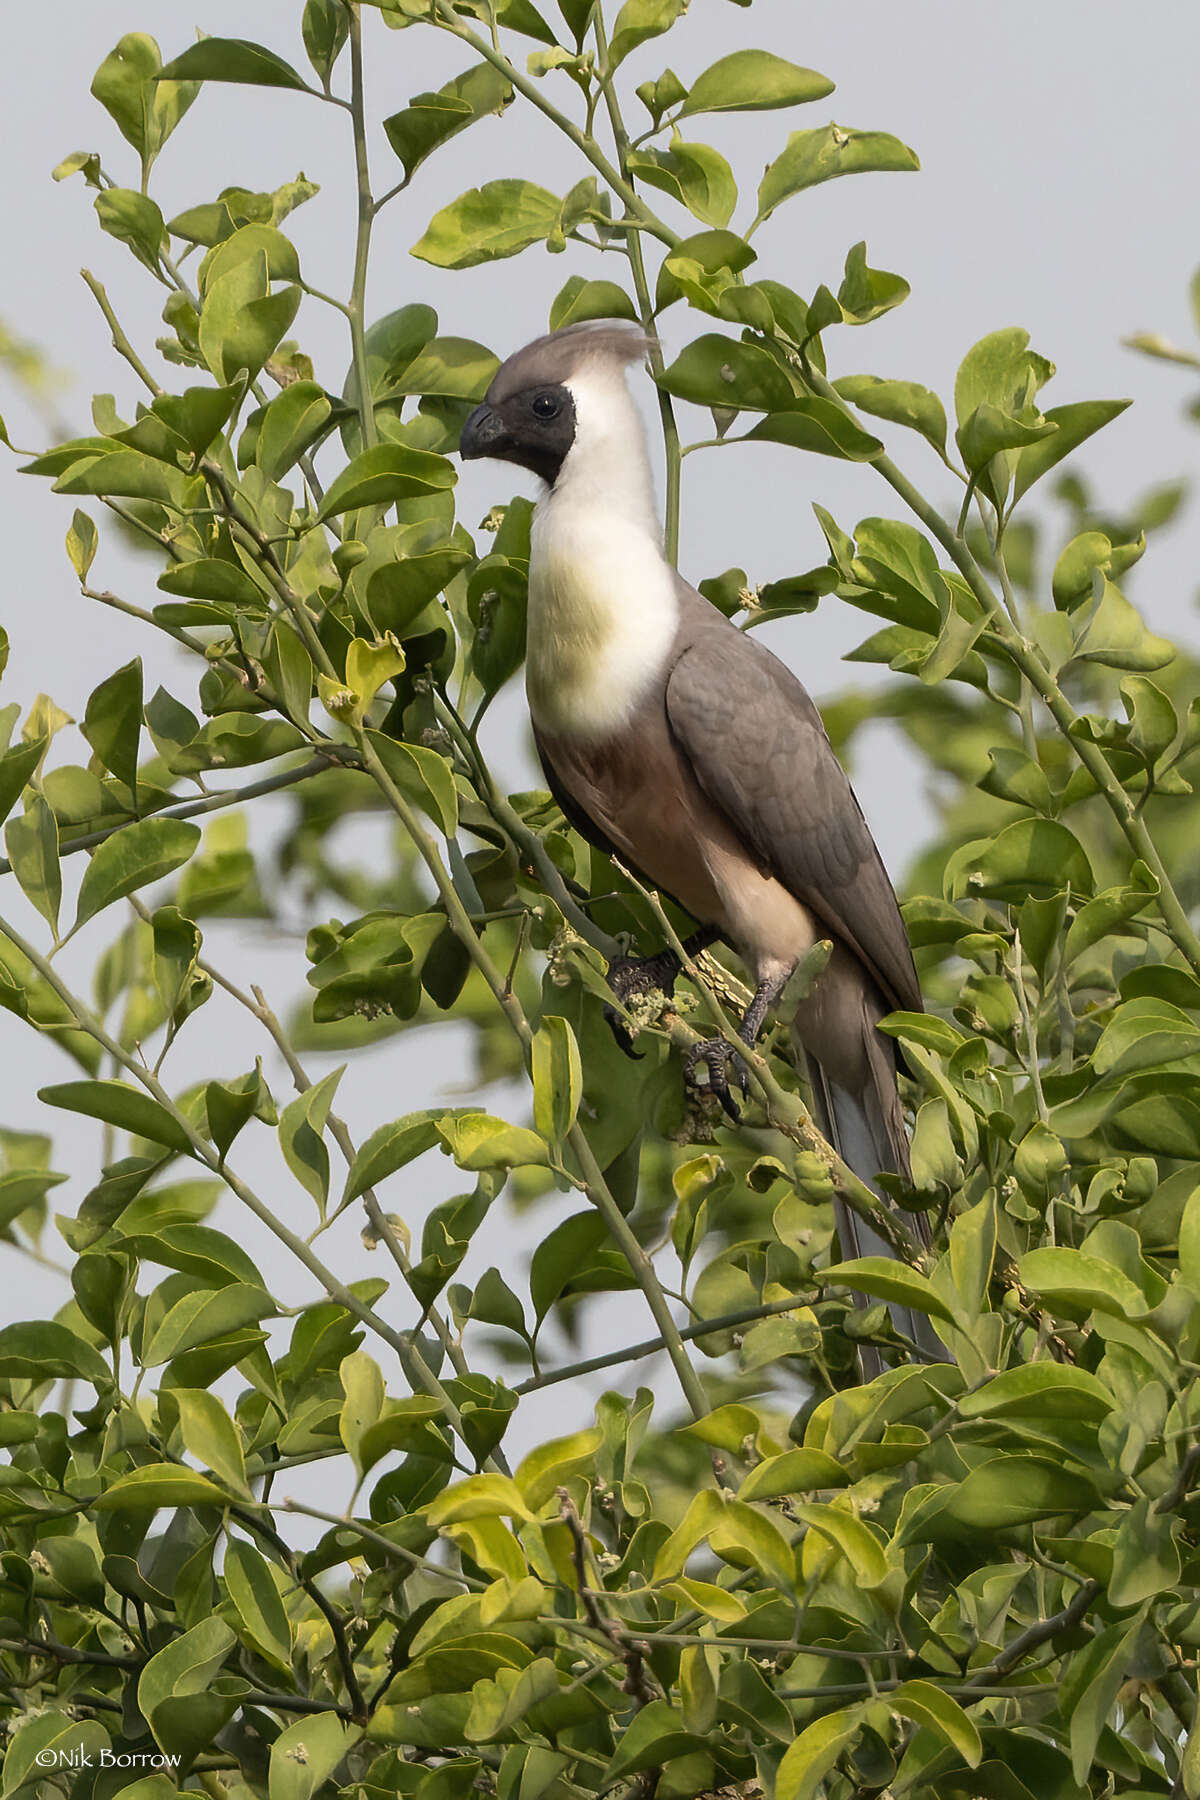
[347,6,379,451]
[591,10,681,561]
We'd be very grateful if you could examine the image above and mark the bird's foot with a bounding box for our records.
[684,1035,749,1123]
[603,948,682,1059]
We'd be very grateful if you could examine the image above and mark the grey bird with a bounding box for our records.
[460,321,937,1361]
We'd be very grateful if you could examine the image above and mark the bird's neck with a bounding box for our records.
[525,370,678,741]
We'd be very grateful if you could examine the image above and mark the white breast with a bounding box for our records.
[524,361,678,741]
[526,507,678,739]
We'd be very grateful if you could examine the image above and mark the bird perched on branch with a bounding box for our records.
[461,320,936,1357]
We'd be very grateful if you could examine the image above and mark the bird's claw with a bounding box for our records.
[684,1036,749,1122]
[602,1000,643,1061]
[602,949,681,1058]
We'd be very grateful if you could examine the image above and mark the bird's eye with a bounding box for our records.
[531,392,560,420]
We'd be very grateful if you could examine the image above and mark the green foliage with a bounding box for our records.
[1,4,1199,1797]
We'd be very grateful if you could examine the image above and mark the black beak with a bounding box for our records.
[460,402,512,461]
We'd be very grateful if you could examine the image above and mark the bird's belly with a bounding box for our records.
[539,720,819,981]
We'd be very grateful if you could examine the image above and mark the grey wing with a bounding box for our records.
[664,622,921,1015]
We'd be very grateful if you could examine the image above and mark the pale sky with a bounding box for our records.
[1,1,1198,1458]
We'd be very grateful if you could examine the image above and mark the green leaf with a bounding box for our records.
[39,1078,194,1154]
[549,276,638,330]
[626,140,737,228]
[531,1014,582,1144]
[367,731,459,837]
[958,1363,1114,1422]
[91,32,199,164]
[155,379,248,459]
[387,334,499,401]
[278,1066,344,1214]
[1018,1246,1149,1319]
[608,0,688,67]
[601,1702,706,1781]
[197,250,301,385]
[889,1681,981,1767]
[263,623,314,727]
[224,1536,293,1668]
[437,1112,551,1171]
[821,1256,956,1323]
[1069,574,1174,674]
[316,443,455,519]
[138,1617,237,1761]
[302,0,349,80]
[66,508,99,579]
[156,559,266,621]
[1061,1615,1145,1787]
[776,1708,865,1800]
[1052,527,1144,608]
[82,656,142,797]
[790,1501,888,1585]
[158,38,311,91]
[172,712,306,773]
[1109,1496,1181,1606]
[834,240,910,326]
[736,1446,846,1499]
[425,1473,535,1525]
[679,50,834,116]
[351,634,408,710]
[384,63,512,182]
[1121,674,1178,765]
[5,795,60,933]
[366,549,472,638]
[74,818,200,931]
[255,380,332,480]
[141,1282,275,1365]
[412,179,563,270]
[0,1320,111,1386]
[94,188,166,272]
[339,1348,385,1475]
[744,400,883,461]
[95,1463,229,1511]
[53,447,190,508]
[945,818,1094,903]
[514,1427,602,1510]
[173,1387,250,1495]
[657,334,796,412]
[0,736,46,827]
[1092,998,1200,1081]
[756,125,919,225]
[1064,867,1158,963]
[957,400,1056,473]
[1011,399,1131,504]
[465,1658,561,1744]
[342,1111,442,1204]
[268,1716,361,1800]
[954,326,1053,433]
[2,1717,111,1796]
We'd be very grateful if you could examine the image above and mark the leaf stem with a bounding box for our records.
[80,269,162,397]
[591,10,682,562]
[0,757,331,879]
[512,1293,813,1394]
[347,6,379,451]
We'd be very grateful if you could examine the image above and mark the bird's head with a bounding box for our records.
[460,320,651,487]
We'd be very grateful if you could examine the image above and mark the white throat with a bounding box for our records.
[525,364,678,741]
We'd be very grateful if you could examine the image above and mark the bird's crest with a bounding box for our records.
[487,319,652,402]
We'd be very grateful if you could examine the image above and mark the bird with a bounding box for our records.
[459,319,938,1362]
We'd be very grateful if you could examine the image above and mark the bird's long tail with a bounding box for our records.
[803,1046,945,1371]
